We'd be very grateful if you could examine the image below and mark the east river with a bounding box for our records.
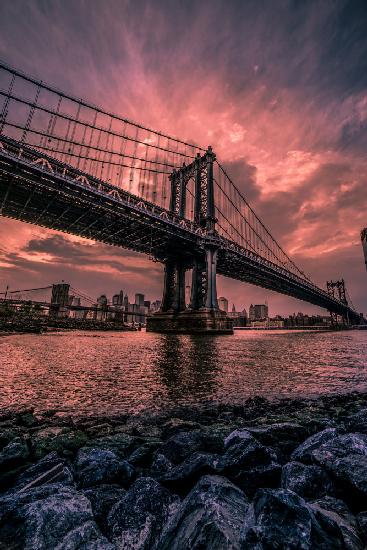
[1,329,367,416]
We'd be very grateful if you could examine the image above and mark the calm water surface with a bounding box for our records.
[1,329,367,416]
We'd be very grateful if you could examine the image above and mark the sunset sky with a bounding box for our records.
[0,0,366,315]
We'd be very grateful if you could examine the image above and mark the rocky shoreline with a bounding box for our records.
[1,392,367,548]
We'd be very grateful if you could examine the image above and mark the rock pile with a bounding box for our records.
[0,393,367,548]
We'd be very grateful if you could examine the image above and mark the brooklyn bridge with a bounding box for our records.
[0,61,363,333]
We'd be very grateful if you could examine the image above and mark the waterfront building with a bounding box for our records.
[268,317,285,328]
[218,296,229,312]
[228,304,240,319]
[249,303,269,321]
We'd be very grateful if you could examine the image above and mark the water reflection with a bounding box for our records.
[153,334,220,401]
[0,330,367,416]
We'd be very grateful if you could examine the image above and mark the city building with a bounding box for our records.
[112,290,124,306]
[97,294,108,307]
[249,303,269,321]
[135,293,145,307]
[227,304,248,327]
[218,297,229,312]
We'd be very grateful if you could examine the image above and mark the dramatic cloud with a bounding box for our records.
[0,0,366,314]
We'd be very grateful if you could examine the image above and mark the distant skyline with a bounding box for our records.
[0,0,366,316]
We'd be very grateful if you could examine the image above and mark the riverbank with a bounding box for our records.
[1,391,367,548]
[0,318,136,335]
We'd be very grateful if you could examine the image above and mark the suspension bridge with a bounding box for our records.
[0,60,362,333]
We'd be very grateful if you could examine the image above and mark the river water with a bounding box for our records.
[1,329,366,416]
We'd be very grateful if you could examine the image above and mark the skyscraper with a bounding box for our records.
[112,290,124,306]
[135,293,145,306]
[218,297,229,312]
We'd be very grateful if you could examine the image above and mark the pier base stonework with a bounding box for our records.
[146,309,233,335]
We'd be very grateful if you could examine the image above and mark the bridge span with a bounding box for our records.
[0,61,362,332]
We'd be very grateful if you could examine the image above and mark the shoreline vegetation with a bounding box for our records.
[1,392,367,548]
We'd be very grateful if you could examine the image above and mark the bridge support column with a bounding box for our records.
[172,262,186,312]
[204,246,219,310]
[49,283,70,318]
[190,258,206,310]
[161,260,176,312]
[147,250,232,334]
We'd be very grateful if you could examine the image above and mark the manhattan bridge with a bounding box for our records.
[0,61,362,333]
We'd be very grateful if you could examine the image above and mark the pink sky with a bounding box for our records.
[0,0,366,315]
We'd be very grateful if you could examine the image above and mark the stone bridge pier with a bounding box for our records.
[146,147,233,334]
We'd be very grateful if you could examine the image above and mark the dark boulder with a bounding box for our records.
[0,426,24,448]
[244,422,310,457]
[159,452,220,494]
[357,512,367,544]
[85,433,136,458]
[311,433,367,506]
[281,461,335,500]
[291,428,339,464]
[12,451,73,492]
[0,438,30,490]
[309,496,364,549]
[219,430,278,475]
[158,475,249,550]
[241,488,360,549]
[76,447,135,489]
[151,452,173,476]
[128,441,161,467]
[14,408,38,428]
[83,484,126,532]
[0,437,29,470]
[343,409,367,434]
[241,488,313,548]
[107,476,179,549]
[223,428,254,448]
[159,430,204,464]
[161,418,201,438]
[0,483,114,549]
[231,462,282,498]
[200,429,226,454]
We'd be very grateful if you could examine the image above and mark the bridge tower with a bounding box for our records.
[326,279,349,326]
[147,147,233,334]
[50,283,70,318]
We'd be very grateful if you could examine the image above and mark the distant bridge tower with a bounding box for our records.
[326,279,349,325]
[361,229,367,272]
[147,147,233,334]
[50,283,70,318]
